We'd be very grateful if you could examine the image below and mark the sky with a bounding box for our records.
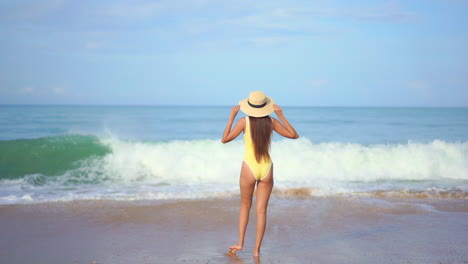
[0,0,467,107]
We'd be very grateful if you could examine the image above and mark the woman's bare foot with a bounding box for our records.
[225,245,242,256]
[253,248,260,257]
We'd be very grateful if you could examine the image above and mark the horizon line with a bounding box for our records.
[1,103,468,108]
[0,103,467,108]
[1,103,467,108]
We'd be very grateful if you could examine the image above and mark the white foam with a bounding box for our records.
[99,137,468,184]
[0,137,466,204]
[99,137,244,185]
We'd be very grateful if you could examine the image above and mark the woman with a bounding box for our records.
[221,91,299,256]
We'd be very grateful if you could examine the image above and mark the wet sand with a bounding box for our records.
[0,196,467,264]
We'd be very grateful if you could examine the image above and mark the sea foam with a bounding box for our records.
[0,135,467,204]
[99,137,468,183]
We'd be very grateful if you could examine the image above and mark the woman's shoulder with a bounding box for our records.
[240,116,247,125]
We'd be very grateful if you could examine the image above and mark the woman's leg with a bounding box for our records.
[254,164,274,256]
[229,161,257,254]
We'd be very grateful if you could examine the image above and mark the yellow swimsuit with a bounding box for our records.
[243,117,273,180]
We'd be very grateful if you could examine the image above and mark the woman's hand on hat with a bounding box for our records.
[230,105,240,118]
[273,104,283,116]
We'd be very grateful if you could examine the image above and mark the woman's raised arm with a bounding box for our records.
[272,104,299,139]
[221,105,246,143]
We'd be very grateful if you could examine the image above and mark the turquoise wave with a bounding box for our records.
[0,135,111,180]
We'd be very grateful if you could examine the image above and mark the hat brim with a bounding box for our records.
[239,96,275,117]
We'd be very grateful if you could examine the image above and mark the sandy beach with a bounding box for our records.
[0,196,466,264]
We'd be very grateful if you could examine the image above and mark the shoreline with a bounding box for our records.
[1,197,467,264]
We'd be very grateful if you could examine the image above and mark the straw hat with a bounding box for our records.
[239,91,275,117]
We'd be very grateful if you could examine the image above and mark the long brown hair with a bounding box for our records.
[249,116,273,163]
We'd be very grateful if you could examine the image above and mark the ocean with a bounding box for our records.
[0,105,467,204]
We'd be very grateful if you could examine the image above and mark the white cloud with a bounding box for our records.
[103,0,240,19]
[53,87,65,94]
[222,1,420,33]
[223,13,299,32]
[221,10,336,37]
[85,41,103,49]
[348,2,421,23]
[19,87,34,94]
[250,36,289,46]
[404,80,431,95]
[104,1,167,19]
